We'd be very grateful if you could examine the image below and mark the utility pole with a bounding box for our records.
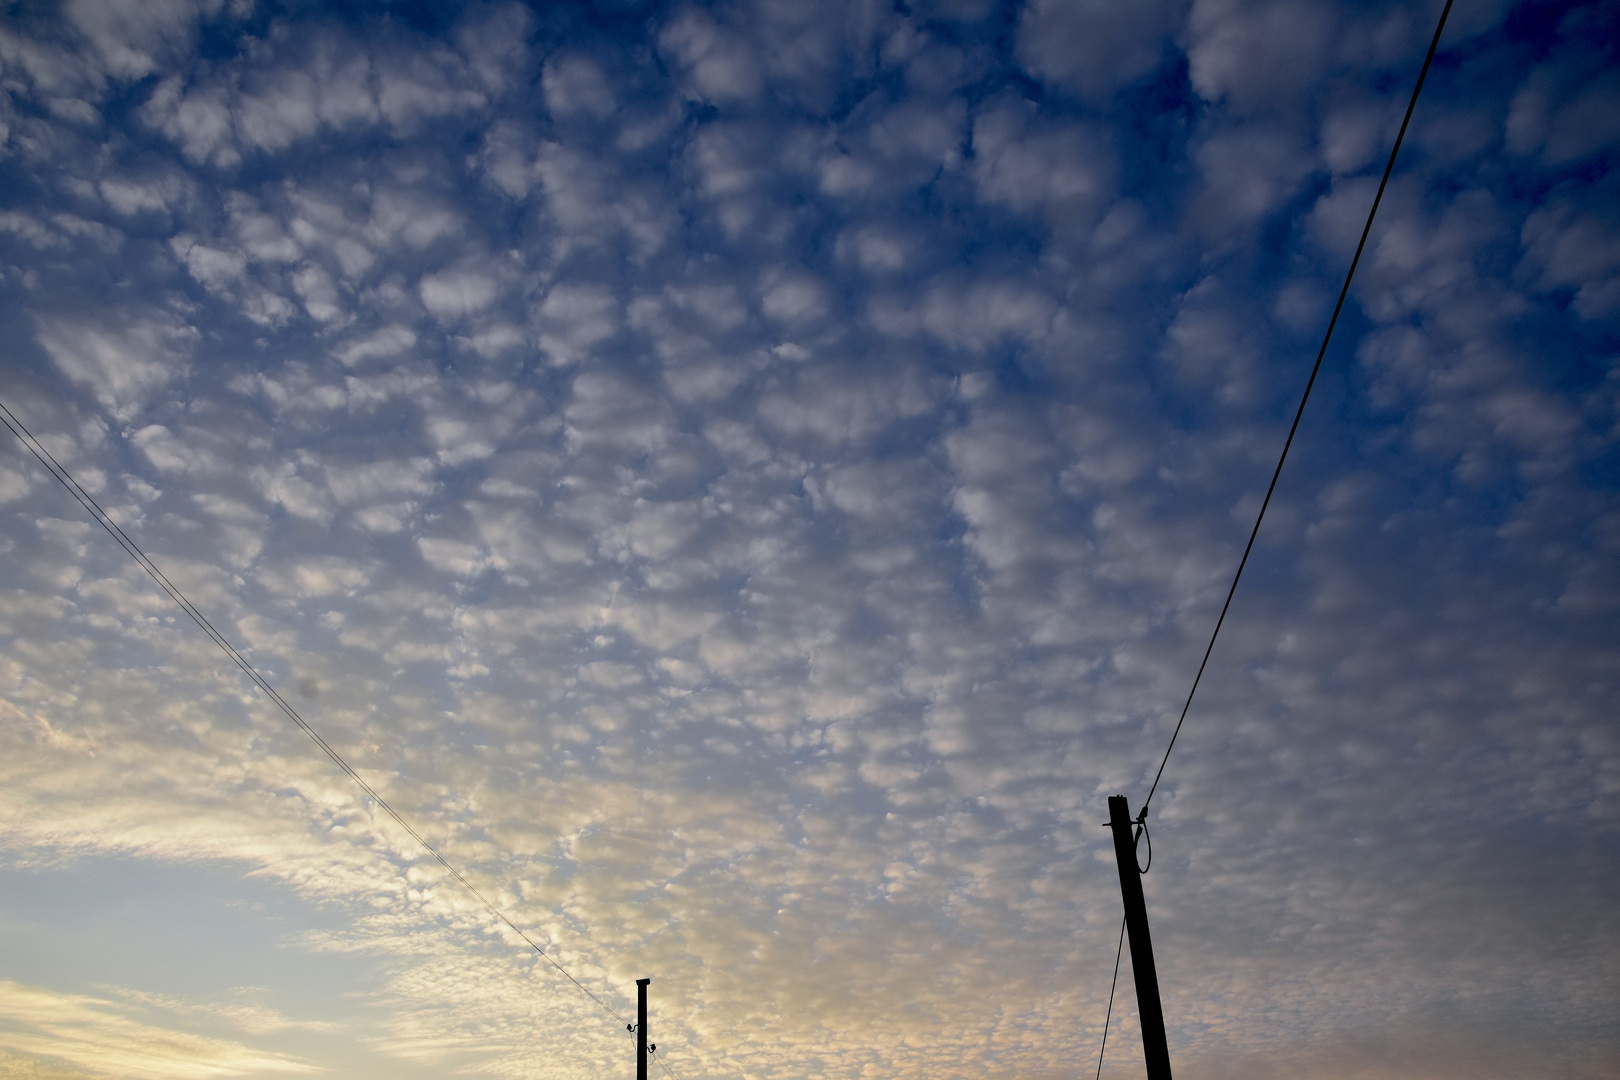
[1108,795,1172,1080]
[636,977,651,1080]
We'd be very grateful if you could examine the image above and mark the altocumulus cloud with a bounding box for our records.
[0,1,1617,1079]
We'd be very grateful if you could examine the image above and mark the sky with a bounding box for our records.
[0,0,1617,1077]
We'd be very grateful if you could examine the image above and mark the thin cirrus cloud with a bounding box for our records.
[0,1,1616,1079]
[0,980,318,1080]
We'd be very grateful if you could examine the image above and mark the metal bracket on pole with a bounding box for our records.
[1108,795,1173,1080]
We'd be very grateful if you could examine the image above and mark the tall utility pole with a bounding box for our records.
[1108,795,1173,1080]
[636,977,651,1080]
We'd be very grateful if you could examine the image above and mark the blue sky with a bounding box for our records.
[0,0,1617,1077]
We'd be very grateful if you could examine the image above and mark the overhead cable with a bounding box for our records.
[1092,915,1128,1080]
[1139,0,1456,816]
[0,397,640,1038]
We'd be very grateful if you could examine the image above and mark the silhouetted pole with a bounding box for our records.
[1108,795,1172,1080]
[636,977,650,1080]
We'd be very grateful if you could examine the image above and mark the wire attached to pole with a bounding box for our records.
[1139,0,1456,818]
[1092,915,1128,1080]
[0,397,650,1042]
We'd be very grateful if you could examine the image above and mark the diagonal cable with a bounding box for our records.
[1140,0,1456,816]
[0,396,634,1031]
[1092,915,1128,1080]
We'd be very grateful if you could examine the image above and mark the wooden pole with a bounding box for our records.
[636,978,650,1080]
[1108,795,1172,1080]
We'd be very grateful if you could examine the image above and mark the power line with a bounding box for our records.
[1139,0,1456,817]
[1092,915,1127,1080]
[3,398,685,1078]
[0,397,648,1043]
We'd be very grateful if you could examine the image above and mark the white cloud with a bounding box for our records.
[1183,0,1337,111]
[1520,195,1620,319]
[1161,275,1266,405]
[420,267,502,321]
[1189,122,1312,234]
[760,272,827,326]
[290,264,344,324]
[660,10,763,106]
[232,42,379,153]
[529,141,675,255]
[130,425,215,474]
[0,981,316,1079]
[971,96,1112,228]
[99,173,187,218]
[454,4,533,97]
[375,47,487,133]
[170,234,247,294]
[1017,0,1184,100]
[536,284,619,365]
[0,212,67,250]
[142,76,238,167]
[249,462,333,523]
[34,310,194,423]
[334,324,418,367]
[64,0,223,81]
[368,187,464,254]
[1507,66,1620,166]
[256,555,370,601]
[543,54,616,121]
[879,278,1057,353]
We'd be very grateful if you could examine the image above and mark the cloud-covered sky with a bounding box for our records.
[1,0,1616,1077]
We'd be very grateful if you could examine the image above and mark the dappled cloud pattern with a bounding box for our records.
[0,1,1617,1078]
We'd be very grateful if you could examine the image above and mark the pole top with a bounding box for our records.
[637,977,651,986]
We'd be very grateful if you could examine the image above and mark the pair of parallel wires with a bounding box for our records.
[0,396,676,1077]
[1092,0,1456,1075]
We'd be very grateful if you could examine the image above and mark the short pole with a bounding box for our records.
[1108,795,1172,1080]
[636,977,650,1080]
